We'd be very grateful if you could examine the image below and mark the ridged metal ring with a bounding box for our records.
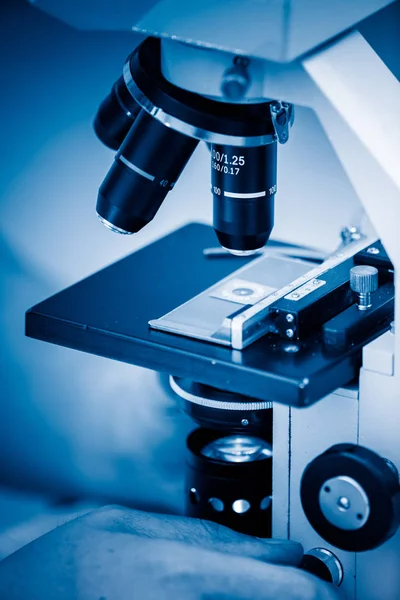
[123,61,276,147]
[169,375,273,411]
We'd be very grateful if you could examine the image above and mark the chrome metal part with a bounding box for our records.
[96,213,133,235]
[122,61,276,147]
[202,246,326,261]
[151,235,376,349]
[269,101,294,144]
[221,56,251,100]
[306,548,344,586]
[201,435,272,463]
[232,499,251,514]
[224,247,266,257]
[319,475,370,531]
[341,225,364,245]
[230,235,377,350]
[169,376,273,411]
[150,254,311,347]
[283,343,300,353]
[350,265,379,310]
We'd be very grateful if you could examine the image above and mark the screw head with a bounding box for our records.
[286,329,294,339]
[286,313,295,323]
[367,247,380,255]
[341,225,362,244]
[337,496,351,511]
[221,59,250,100]
[283,344,299,353]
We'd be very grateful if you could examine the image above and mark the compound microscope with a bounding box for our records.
[26,1,400,598]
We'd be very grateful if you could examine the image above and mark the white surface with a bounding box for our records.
[273,392,358,599]
[356,343,400,599]
[362,330,395,375]
[273,26,400,600]
[136,0,395,61]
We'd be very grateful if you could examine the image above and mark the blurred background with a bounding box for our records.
[0,0,399,558]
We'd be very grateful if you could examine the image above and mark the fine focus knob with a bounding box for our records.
[350,265,379,310]
[300,444,400,552]
[350,265,378,293]
[300,548,343,586]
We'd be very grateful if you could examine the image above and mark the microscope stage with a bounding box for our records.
[26,223,361,407]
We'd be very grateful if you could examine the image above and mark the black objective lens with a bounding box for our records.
[97,110,199,234]
[211,143,277,255]
[94,76,141,150]
[186,428,272,537]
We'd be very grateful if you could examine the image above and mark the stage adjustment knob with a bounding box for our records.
[300,444,400,552]
[350,265,378,310]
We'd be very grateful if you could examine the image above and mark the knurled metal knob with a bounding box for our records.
[350,265,378,293]
[350,265,379,310]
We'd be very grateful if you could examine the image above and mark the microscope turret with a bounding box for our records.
[94,37,293,255]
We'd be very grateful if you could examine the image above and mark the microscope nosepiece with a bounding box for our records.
[211,143,277,255]
[97,109,198,235]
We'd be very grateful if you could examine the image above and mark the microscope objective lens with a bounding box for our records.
[211,143,277,254]
[97,110,199,235]
[94,76,141,150]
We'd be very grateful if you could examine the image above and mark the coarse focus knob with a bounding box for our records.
[350,265,378,293]
[350,265,379,310]
[300,444,400,552]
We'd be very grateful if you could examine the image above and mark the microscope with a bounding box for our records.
[26,1,400,598]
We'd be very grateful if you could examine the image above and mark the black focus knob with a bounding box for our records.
[300,443,400,552]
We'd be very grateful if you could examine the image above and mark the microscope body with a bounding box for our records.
[26,1,400,598]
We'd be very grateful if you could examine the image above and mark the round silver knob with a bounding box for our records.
[350,265,378,310]
[301,548,344,586]
[350,265,379,293]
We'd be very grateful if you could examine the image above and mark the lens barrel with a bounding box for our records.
[211,143,277,255]
[186,428,272,537]
[94,76,141,150]
[97,110,199,234]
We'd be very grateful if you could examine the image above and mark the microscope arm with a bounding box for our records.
[302,30,400,374]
